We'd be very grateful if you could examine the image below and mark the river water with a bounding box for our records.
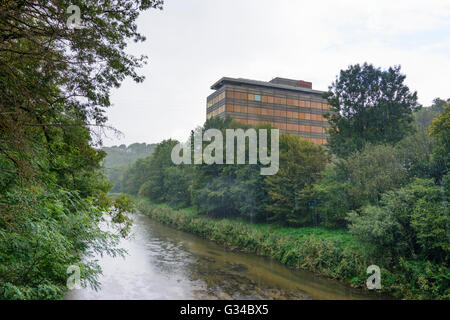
[65,213,379,300]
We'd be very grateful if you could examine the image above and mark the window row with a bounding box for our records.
[207,91,226,108]
[225,90,330,109]
[227,105,328,122]
[233,118,326,133]
[206,105,225,119]
[232,119,326,145]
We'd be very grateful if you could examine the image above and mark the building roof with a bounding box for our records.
[210,77,325,95]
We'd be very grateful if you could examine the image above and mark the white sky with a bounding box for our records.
[102,0,450,146]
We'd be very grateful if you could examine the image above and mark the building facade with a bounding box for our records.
[206,77,330,145]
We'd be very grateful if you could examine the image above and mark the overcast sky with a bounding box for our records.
[102,0,450,147]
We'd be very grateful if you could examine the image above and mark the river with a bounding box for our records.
[65,212,380,300]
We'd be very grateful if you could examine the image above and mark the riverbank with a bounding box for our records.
[66,211,376,299]
[136,199,374,296]
[136,199,449,300]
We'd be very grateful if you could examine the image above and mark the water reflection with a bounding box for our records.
[65,213,379,300]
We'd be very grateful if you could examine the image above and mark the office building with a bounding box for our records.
[206,77,330,145]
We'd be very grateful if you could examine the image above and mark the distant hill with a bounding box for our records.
[102,143,157,168]
[102,143,157,192]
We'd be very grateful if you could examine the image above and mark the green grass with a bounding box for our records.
[249,224,355,247]
[147,201,355,247]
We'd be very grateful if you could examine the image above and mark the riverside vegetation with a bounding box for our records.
[0,1,163,299]
[116,65,449,299]
[137,199,448,300]
[1,1,448,300]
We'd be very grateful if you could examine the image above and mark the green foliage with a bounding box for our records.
[395,126,436,179]
[103,143,157,193]
[105,164,129,193]
[191,118,266,219]
[109,194,136,237]
[315,144,407,227]
[414,98,448,129]
[324,63,419,158]
[0,0,162,299]
[265,135,328,226]
[121,158,152,195]
[102,143,156,167]
[347,206,407,263]
[347,178,449,264]
[391,259,450,300]
[429,105,450,182]
[0,187,124,300]
[103,58,447,300]
[136,139,180,201]
[163,166,193,208]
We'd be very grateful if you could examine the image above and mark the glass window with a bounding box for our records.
[248,106,258,114]
[254,94,261,102]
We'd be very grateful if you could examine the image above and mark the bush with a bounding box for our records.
[316,144,407,228]
[347,178,449,264]
[265,135,328,226]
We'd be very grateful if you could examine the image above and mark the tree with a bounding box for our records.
[315,144,407,228]
[137,139,179,202]
[121,157,151,195]
[414,98,448,129]
[0,1,163,298]
[394,99,448,180]
[265,135,328,226]
[105,164,129,193]
[429,105,450,182]
[102,143,156,167]
[347,178,449,264]
[395,124,436,180]
[0,0,163,180]
[324,63,420,157]
[163,165,193,208]
[191,117,273,220]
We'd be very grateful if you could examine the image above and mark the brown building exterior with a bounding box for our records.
[206,77,330,145]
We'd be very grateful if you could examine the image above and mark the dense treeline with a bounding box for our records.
[120,119,328,223]
[0,1,162,299]
[117,64,449,298]
[102,143,157,167]
[102,143,156,193]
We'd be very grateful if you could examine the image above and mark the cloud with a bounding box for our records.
[103,0,450,146]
